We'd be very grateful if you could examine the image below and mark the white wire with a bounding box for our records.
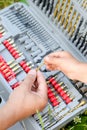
[21,120,27,130]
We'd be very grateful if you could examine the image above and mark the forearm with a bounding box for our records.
[74,63,87,83]
[0,103,17,130]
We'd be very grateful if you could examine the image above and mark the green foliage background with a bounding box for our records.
[0,0,87,130]
[0,0,27,9]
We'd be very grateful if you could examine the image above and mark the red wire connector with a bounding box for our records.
[3,39,20,59]
[0,55,16,82]
[20,60,33,73]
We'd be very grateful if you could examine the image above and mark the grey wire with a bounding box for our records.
[21,120,27,130]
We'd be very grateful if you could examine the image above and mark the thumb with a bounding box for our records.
[22,69,36,91]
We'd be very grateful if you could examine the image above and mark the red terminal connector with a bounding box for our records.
[62,93,69,100]
[11,82,20,89]
[48,87,59,107]
[49,77,72,104]
[49,77,55,83]
[52,101,60,107]
[0,55,16,82]
[0,33,3,38]
[20,61,31,73]
[65,97,72,104]
[3,40,20,59]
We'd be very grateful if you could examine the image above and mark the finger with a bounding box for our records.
[44,56,60,66]
[22,69,36,91]
[44,51,64,59]
[44,51,70,63]
[45,64,57,70]
[44,62,53,69]
[44,52,62,65]
[31,81,38,91]
[36,71,47,99]
[48,51,73,58]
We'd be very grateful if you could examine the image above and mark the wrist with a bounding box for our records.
[6,102,18,121]
[74,63,87,83]
[6,100,24,122]
[0,102,17,130]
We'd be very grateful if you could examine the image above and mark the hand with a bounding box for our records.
[44,51,81,80]
[6,69,47,121]
[0,69,47,130]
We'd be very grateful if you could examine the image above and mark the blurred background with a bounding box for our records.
[0,0,27,9]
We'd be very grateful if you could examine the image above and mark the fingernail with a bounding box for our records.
[28,69,36,75]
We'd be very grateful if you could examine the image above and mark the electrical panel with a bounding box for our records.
[0,0,87,130]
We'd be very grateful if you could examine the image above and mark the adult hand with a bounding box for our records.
[44,51,81,80]
[8,69,48,120]
[0,69,47,130]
